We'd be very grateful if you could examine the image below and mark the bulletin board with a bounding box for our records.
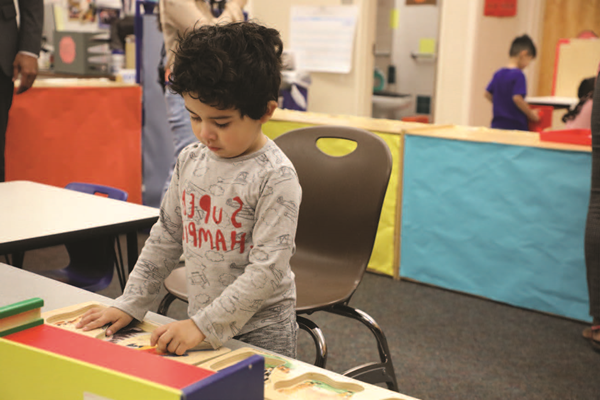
[5,83,143,204]
[553,38,600,97]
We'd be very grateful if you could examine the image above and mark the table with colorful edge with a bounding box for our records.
[0,264,420,400]
[0,284,263,399]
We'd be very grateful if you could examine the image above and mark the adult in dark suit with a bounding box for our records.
[0,0,44,182]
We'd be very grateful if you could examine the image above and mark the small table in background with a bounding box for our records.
[0,180,159,272]
[525,96,578,109]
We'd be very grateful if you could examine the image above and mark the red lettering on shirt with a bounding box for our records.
[230,196,243,228]
[200,195,211,224]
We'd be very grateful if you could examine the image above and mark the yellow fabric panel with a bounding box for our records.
[368,131,401,277]
[263,120,401,277]
[0,339,181,400]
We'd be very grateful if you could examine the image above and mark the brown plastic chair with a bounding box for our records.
[157,125,397,390]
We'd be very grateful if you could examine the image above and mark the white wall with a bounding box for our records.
[434,0,544,126]
[248,0,376,117]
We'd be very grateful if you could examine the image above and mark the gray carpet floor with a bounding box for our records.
[16,232,600,400]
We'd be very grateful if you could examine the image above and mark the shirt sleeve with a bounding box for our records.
[486,74,495,94]
[191,165,302,349]
[18,0,44,56]
[112,155,185,321]
[512,71,527,97]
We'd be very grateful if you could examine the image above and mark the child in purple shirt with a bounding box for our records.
[485,35,540,131]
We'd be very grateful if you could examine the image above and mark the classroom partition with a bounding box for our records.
[266,109,594,323]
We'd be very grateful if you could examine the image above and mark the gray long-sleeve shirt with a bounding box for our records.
[114,138,301,348]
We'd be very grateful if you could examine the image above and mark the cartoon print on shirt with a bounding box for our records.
[239,298,264,313]
[190,264,209,289]
[230,322,241,336]
[250,269,268,289]
[160,209,180,237]
[255,153,274,170]
[207,177,227,197]
[209,182,224,196]
[229,262,248,272]
[262,207,280,227]
[206,250,225,263]
[234,171,250,186]
[252,247,269,262]
[193,293,212,308]
[277,197,299,222]
[272,166,296,186]
[219,273,237,287]
[269,264,284,284]
[192,165,209,178]
[260,234,293,253]
[226,197,254,222]
[261,185,274,197]
[124,283,144,297]
[219,297,237,315]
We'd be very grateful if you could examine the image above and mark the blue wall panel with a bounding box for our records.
[400,134,592,321]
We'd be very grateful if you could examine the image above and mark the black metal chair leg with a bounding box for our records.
[297,315,328,368]
[328,304,398,392]
[157,293,178,316]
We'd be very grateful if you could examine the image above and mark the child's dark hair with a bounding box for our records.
[169,22,283,120]
[509,34,536,58]
[562,76,595,123]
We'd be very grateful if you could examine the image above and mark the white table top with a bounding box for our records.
[525,96,578,108]
[0,181,159,252]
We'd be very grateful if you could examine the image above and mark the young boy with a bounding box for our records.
[77,22,302,358]
[485,34,540,131]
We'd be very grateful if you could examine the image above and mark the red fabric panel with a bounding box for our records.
[5,86,143,204]
[5,324,214,389]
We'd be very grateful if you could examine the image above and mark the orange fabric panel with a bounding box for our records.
[5,86,143,204]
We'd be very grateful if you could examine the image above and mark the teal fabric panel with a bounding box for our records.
[400,135,592,321]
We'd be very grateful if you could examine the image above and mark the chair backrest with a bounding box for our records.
[275,126,393,303]
[65,182,128,201]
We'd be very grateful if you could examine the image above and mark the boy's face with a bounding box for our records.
[517,50,534,69]
[183,94,276,159]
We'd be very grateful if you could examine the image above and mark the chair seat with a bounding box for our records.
[164,267,188,301]
[39,268,114,293]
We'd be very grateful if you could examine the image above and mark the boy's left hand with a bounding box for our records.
[150,319,206,355]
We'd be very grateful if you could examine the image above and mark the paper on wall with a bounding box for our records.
[289,5,359,74]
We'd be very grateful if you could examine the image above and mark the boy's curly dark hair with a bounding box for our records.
[169,22,283,120]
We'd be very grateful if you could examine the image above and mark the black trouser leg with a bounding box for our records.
[585,71,600,320]
[0,69,15,182]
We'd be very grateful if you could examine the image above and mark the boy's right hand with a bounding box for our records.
[75,307,133,336]
[530,108,541,122]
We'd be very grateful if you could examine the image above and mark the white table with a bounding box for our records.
[0,180,159,271]
[525,96,578,109]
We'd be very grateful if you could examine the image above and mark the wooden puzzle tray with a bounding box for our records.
[43,302,419,400]
[42,301,231,366]
[200,347,420,400]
